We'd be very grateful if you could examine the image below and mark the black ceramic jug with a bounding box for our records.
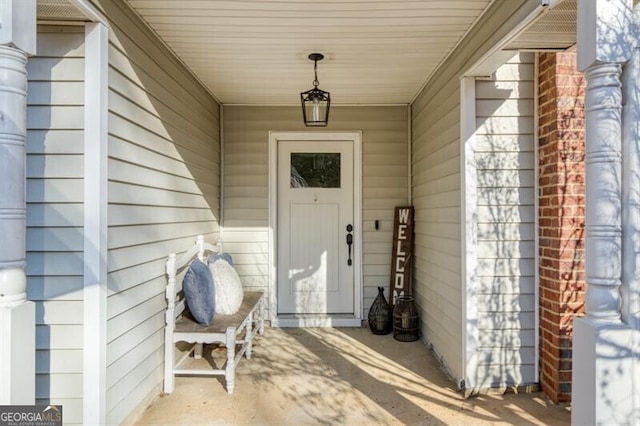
[368,286,392,335]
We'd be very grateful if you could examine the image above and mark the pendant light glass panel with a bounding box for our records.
[301,88,330,127]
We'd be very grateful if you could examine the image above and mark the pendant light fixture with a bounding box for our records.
[300,53,330,127]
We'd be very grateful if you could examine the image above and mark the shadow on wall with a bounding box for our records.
[466,54,537,392]
[26,28,84,412]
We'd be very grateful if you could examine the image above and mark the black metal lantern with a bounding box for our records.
[393,296,419,342]
[300,53,330,127]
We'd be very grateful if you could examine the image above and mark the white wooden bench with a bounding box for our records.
[164,236,265,394]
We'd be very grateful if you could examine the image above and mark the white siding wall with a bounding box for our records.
[473,53,536,388]
[410,0,538,385]
[223,106,408,318]
[97,1,221,423]
[26,25,86,424]
[412,75,463,382]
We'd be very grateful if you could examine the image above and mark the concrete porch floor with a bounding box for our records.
[131,327,571,425]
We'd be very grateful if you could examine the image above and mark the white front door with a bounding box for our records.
[277,140,354,314]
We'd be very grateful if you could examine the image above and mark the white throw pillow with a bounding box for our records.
[209,258,243,315]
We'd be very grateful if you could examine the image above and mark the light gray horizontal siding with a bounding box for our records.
[26,25,85,422]
[223,105,408,317]
[96,0,221,423]
[27,129,84,154]
[410,0,538,385]
[472,53,536,389]
[411,73,463,384]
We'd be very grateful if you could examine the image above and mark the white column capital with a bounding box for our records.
[578,0,634,71]
[0,0,36,55]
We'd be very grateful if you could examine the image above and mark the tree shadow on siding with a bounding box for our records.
[467,53,537,393]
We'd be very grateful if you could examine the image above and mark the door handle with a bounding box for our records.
[346,224,353,266]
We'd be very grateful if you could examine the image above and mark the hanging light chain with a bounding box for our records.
[313,59,320,88]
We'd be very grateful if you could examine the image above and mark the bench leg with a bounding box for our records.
[225,327,236,394]
[194,343,203,359]
[164,330,175,394]
[245,310,253,359]
[258,295,265,336]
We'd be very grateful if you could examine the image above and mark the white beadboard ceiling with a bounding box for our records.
[123,0,496,105]
[37,0,583,106]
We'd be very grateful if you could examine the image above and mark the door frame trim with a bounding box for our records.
[268,131,363,326]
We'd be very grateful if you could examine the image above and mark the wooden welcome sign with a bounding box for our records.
[389,206,414,307]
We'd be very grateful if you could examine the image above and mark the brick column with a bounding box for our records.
[537,50,586,404]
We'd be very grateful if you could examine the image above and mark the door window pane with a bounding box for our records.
[290,153,341,188]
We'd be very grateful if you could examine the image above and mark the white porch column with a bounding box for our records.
[0,0,36,405]
[622,5,640,339]
[573,0,637,424]
[621,5,640,422]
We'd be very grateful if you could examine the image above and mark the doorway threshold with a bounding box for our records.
[274,314,362,328]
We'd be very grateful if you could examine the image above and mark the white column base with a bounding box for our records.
[636,328,640,425]
[0,301,35,405]
[572,317,636,426]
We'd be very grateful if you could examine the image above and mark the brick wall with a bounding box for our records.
[537,50,586,404]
